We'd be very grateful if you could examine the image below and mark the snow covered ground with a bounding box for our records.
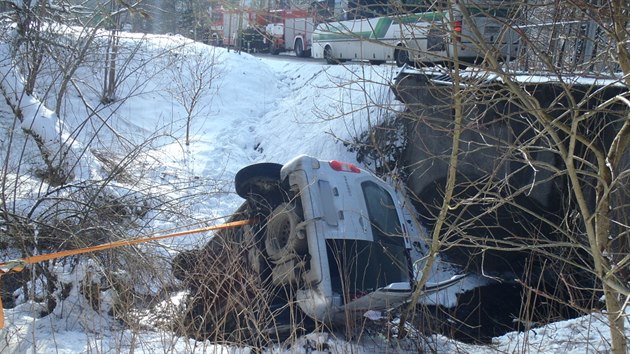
[0,32,626,353]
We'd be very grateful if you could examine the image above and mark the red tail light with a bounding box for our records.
[329,160,360,173]
[454,20,462,42]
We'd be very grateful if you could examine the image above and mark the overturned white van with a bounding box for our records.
[254,155,423,321]
[173,155,436,340]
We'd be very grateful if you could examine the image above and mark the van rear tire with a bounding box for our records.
[235,163,283,199]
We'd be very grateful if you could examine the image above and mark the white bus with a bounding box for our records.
[311,2,519,66]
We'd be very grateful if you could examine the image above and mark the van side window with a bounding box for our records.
[361,181,404,247]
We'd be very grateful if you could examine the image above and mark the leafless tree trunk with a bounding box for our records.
[102,27,120,104]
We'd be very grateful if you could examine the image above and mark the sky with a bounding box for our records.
[0,31,625,353]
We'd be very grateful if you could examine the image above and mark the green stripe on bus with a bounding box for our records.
[370,18,393,39]
[394,12,446,24]
[313,32,367,41]
[313,11,448,42]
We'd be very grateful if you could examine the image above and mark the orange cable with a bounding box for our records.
[0,218,255,328]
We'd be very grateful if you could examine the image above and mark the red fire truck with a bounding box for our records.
[208,2,333,56]
[265,9,315,57]
[264,1,334,57]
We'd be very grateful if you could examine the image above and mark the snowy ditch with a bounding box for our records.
[0,31,624,353]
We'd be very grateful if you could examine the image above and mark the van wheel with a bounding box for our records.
[265,203,307,262]
[235,162,283,200]
[395,45,410,67]
[295,39,304,57]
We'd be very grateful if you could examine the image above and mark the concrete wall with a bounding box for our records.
[390,70,630,338]
[393,70,630,242]
[394,74,565,209]
[392,72,629,276]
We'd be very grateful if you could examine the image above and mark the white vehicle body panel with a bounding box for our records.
[284,17,316,51]
[312,7,519,65]
[223,12,251,47]
[281,155,417,322]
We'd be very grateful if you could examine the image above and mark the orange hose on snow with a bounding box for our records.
[0,218,255,328]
